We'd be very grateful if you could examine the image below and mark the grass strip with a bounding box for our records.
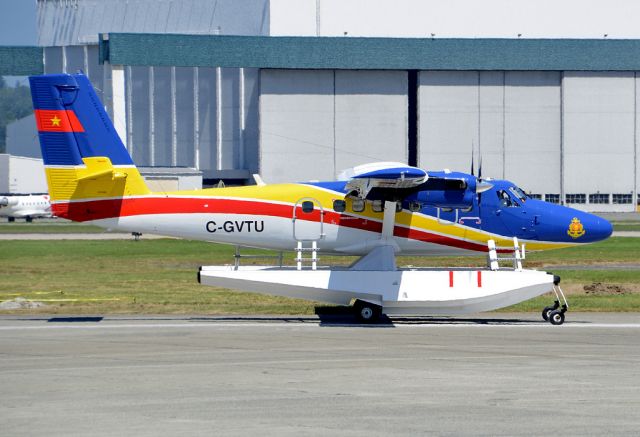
[0,238,638,315]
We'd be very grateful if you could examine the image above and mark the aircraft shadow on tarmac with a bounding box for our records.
[47,317,104,323]
[11,308,578,327]
[312,306,548,327]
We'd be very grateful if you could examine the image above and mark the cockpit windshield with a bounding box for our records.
[509,186,528,202]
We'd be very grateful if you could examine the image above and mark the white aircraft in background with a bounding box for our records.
[0,194,52,222]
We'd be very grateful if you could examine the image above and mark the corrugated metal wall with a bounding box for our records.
[259,70,407,183]
[37,0,270,46]
[503,72,561,195]
[418,71,562,196]
[42,45,259,177]
[124,65,259,175]
[563,72,636,197]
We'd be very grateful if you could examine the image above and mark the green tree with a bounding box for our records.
[0,77,34,153]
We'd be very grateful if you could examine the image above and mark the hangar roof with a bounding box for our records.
[6,35,640,75]
[100,33,640,71]
[0,47,43,75]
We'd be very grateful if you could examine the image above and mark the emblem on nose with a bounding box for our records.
[567,217,586,239]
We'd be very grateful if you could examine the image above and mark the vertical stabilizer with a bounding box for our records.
[29,73,150,220]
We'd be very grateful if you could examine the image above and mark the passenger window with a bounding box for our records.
[409,201,421,212]
[301,201,314,213]
[395,202,403,213]
[333,199,346,213]
[351,199,365,212]
[371,200,384,213]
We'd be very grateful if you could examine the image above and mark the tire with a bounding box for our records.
[548,310,565,326]
[26,216,33,223]
[542,306,554,321]
[354,301,381,324]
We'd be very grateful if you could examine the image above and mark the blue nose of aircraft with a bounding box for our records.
[532,201,613,244]
[564,211,613,243]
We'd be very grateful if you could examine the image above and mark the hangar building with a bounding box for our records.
[4,0,640,212]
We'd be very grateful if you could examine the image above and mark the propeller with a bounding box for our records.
[470,143,492,194]
[470,143,492,221]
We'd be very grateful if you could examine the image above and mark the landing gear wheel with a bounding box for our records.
[542,301,560,321]
[542,307,553,321]
[548,310,565,326]
[25,216,33,223]
[354,300,382,324]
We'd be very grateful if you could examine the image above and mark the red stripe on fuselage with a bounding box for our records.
[52,196,501,253]
[35,109,85,132]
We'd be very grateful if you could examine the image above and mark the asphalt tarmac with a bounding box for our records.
[1,313,639,436]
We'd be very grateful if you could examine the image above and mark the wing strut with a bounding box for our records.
[349,200,399,271]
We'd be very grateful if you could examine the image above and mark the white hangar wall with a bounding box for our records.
[259,70,407,183]
[264,68,637,211]
[418,71,562,195]
[562,73,636,202]
[416,70,637,211]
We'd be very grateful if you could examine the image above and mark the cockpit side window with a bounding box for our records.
[497,190,519,207]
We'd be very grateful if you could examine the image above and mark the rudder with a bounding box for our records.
[29,73,150,218]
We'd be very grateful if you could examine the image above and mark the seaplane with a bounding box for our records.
[28,73,613,325]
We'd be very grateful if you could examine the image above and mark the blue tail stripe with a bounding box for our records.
[37,132,83,166]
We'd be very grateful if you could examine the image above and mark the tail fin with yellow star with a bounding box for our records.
[29,73,151,221]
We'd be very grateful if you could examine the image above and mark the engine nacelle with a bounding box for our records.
[0,197,21,207]
[410,173,477,209]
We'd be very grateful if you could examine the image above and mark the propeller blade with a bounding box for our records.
[470,143,475,176]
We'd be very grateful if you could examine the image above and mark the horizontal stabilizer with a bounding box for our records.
[75,157,128,182]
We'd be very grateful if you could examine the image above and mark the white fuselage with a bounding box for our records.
[93,211,496,257]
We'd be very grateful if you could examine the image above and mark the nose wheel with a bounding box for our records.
[542,278,568,325]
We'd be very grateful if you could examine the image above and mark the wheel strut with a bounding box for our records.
[542,276,569,325]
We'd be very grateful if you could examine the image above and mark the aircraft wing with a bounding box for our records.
[339,162,428,199]
[338,162,493,209]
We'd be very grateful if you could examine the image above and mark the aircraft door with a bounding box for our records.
[493,189,538,240]
[293,198,325,241]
